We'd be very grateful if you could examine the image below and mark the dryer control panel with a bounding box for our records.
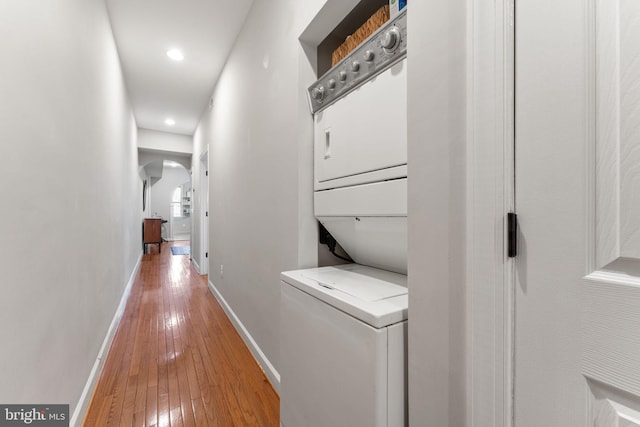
[308,9,407,114]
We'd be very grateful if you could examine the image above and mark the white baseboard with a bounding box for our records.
[70,252,143,427]
[207,280,280,392]
[192,258,201,275]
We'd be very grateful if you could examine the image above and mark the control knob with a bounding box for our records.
[338,70,348,82]
[327,79,336,90]
[350,61,360,73]
[381,27,401,52]
[311,86,325,101]
[364,50,375,62]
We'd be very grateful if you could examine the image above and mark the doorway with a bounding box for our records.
[199,151,209,274]
[168,179,192,241]
[142,159,192,247]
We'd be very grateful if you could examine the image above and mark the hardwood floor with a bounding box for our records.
[83,241,279,426]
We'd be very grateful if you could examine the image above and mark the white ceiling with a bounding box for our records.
[106,0,255,136]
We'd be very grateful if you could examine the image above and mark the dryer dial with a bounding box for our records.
[381,27,401,52]
[311,86,325,101]
[364,50,375,62]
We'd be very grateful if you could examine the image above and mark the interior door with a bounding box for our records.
[200,152,209,275]
[516,0,640,425]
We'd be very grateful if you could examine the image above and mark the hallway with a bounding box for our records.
[83,242,279,426]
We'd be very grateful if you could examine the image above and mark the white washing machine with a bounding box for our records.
[280,264,408,427]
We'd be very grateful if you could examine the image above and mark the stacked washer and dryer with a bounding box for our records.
[281,9,408,427]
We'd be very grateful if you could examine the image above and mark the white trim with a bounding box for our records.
[207,279,280,392]
[466,0,476,423]
[192,258,202,275]
[199,151,209,275]
[585,0,596,275]
[585,270,640,288]
[504,1,516,425]
[70,252,143,427]
[467,0,515,425]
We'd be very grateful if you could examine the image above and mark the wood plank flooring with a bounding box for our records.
[83,241,279,426]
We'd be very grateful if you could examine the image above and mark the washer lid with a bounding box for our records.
[281,264,408,328]
[300,269,406,302]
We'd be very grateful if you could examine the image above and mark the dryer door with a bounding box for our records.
[314,60,407,188]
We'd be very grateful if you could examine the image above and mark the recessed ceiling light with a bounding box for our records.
[166,49,184,61]
[165,118,176,126]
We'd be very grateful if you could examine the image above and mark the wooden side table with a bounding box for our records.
[143,218,162,254]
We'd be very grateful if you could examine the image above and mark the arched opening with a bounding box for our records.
[140,158,192,248]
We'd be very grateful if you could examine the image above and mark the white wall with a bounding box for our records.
[192,0,325,386]
[149,164,190,222]
[407,1,468,426]
[140,166,152,218]
[139,150,191,172]
[138,128,193,155]
[0,0,141,418]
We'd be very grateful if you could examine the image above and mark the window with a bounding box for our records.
[171,187,182,217]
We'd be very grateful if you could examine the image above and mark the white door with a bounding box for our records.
[516,0,640,425]
[200,152,209,275]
